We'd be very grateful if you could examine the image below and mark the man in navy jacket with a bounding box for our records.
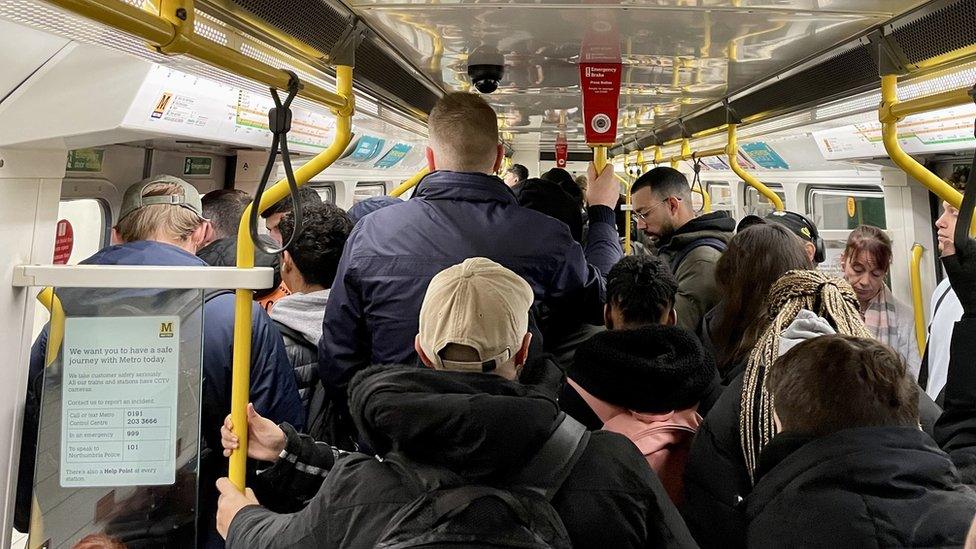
[318,92,623,409]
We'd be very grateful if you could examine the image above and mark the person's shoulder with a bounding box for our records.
[566,430,658,491]
[321,453,414,506]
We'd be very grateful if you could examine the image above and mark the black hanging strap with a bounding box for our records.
[690,155,705,213]
[249,71,305,256]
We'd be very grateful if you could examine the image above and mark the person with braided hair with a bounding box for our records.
[682,270,943,549]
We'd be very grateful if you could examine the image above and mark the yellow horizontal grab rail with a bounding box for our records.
[727,123,784,211]
[389,167,430,198]
[880,74,965,209]
[44,0,352,113]
[37,287,64,367]
[909,244,927,358]
[229,65,355,490]
[667,146,725,165]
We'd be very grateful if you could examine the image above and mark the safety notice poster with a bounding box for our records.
[60,316,179,487]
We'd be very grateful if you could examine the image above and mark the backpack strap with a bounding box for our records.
[667,237,727,273]
[509,413,590,500]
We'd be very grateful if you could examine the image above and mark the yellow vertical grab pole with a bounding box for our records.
[614,173,632,256]
[909,244,927,357]
[389,167,430,198]
[727,123,783,211]
[229,65,355,490]
[36,288,64,367]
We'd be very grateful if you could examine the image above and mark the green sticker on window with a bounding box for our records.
[65,149,104,172]
[183,156,212,176]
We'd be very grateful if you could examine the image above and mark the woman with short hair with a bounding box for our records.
[840,225,921,378]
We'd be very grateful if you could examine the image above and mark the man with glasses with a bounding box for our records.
[631,166,734,332]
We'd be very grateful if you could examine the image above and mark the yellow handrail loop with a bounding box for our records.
[879,74,964,209]
[727,123,784,211]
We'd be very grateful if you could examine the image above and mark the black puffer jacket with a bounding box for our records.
[682,373,945,549]
[228,366,698,549]
[746,427,976,548]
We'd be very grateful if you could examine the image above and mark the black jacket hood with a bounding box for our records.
[660,211,735,250]
[348,366,560,481]
[197,236,281,295]
[569,325,713,413]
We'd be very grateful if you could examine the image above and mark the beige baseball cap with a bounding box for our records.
[118,175,206,223]
[418,257,534,377]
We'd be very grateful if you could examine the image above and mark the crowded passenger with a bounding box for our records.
[923,197,965,401]
[746,335,976,547]
[17,176,304,548]
[560,257,714,505]
[270,203,353,443]
[840,225,921,377]
[259,185,322,244]
[345,195,400,224]
[735,209,825,266]
[502,162,528,190]
[319,92,623,441]
[542,167,585,210]
[682,268,943,548]
[198,188,289,311]
[702,223,812,382]
[217,258,697,548]
[630,166,735,332]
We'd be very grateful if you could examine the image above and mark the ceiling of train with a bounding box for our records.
[343,0,931,150]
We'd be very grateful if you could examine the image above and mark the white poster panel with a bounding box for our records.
[60,316,180,487]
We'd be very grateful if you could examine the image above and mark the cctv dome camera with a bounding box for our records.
[468,64,505,94]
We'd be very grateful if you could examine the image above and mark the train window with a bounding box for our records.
[807,187,887,281]
[743,185,787,217]
[808,188,886,230]
[312,183,337,205]
[354,182,388,204]
[704,182,734,212]
[56,198,111,265]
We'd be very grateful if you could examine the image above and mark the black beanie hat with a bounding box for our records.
[517,178,584,243]
[568,325,713,413]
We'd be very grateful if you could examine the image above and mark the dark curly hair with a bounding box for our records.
[278,203,353,287]
[606,254,678,326]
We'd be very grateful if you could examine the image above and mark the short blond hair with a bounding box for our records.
[428,92,499,171]
[116,182,204,243]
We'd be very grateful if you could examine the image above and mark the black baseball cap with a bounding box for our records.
[736,210,819,244]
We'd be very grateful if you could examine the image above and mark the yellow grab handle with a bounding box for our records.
[593,146,609,173]
[36,288,64,367]
[691,185,712,213]
[229,65,355,490]
[727,123,783,211]
[389,167,430,198]
[880,75,964,210]
[909,244,927,358]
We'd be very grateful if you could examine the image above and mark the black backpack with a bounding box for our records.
[374,413,590,548]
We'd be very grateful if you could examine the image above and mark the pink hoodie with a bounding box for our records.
[567,378,701,504]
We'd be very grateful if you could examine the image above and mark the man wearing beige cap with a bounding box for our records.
[414,257,534,380]
[217,258,697,549]
[19,175,303,549]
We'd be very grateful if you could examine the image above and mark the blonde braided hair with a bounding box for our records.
[739,270,871,479]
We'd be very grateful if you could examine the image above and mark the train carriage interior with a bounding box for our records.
[3,0,976,547]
